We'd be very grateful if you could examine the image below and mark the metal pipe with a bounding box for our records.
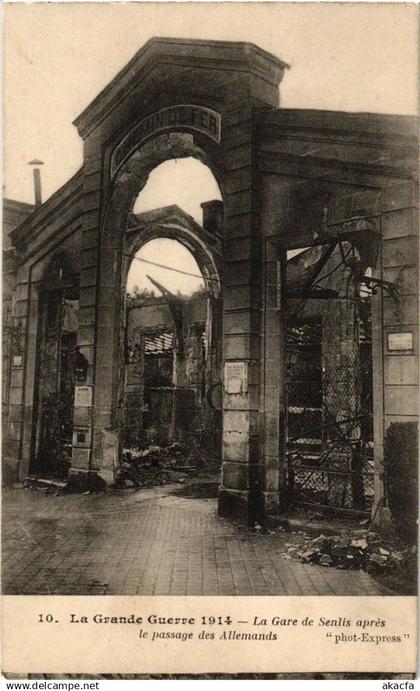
[29,159,44,207]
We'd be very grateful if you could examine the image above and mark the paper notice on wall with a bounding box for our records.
[387,331,414,351]
[224,361,248,394]
[74,385,92,407]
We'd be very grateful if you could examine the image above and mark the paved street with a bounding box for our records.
[2,482,394,596]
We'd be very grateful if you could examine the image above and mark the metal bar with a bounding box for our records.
[295,501,371,518]
[123,252,217,282]
[287,414,366,443]
[293,467,374,478]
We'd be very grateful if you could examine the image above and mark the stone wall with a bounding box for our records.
[123,295,218,455]
[4,173,83,483]
[3,39,417,528]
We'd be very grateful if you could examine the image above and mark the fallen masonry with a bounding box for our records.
[116,444,215,488]
[282,528,416,585]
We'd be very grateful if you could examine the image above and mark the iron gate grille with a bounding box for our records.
[285,302,374,516]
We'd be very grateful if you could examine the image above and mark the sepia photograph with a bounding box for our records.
[3,1,418,601]
[1,3,418,676]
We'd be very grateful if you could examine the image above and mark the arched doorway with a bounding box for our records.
[70,41,286,519]
[119,157,223,485]
[83,139,224,488]
[120,227,223,484]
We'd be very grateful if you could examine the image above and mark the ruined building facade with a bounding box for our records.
[123,204,223,461]
[3,39,418,526]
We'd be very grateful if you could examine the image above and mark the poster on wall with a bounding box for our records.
[74,385,93,408]
[2,1,418,683]
[224,361,248,394]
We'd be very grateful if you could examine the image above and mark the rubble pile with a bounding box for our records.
[116,443,201,488]
[283,528,416,578]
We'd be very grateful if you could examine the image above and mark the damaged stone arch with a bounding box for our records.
[102,132,224,239]
[123,222,222,300]
[91,132,225,481]
[121,221,223,461]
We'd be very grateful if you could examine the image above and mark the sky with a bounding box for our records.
[3,2,418,294]
[4,3,418,206]
[130,159,219,294]
[133,158,222,223]
[127,238,205,296]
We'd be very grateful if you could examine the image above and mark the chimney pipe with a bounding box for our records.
[200,200,224,238]
[29,159,44,207]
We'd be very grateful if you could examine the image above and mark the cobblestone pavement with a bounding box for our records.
[2,483,394,596]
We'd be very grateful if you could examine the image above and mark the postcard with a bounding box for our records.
[2,2,418,677]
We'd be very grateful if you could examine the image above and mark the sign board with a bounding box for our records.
[74,385,93,408]
[111,105,221,176]
[387,332,414,352]
[224,361,248,395]
[12,355,23,367]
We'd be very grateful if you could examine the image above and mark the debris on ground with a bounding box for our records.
[115,443,211,488]
[282,527,417,582]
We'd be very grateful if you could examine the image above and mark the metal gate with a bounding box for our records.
[285,247,375,516]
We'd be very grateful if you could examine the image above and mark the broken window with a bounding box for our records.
[144,330,174,355]
[144,330,175,389]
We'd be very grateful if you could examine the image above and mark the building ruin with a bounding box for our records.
[2,38,418,527]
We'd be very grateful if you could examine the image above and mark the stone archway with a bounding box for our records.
[73,133,225,488]
[70,38,287,520]
[121,218,223,466]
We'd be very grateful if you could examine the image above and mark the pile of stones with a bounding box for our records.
[283,529,414,576]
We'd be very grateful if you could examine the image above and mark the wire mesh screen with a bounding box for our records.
[286,301,374,515]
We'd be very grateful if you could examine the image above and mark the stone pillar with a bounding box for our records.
[218,78,271,524]
[4,264,31,481]
[373,182,419,526]
[69,147,106,490]
[261,245,287,520]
